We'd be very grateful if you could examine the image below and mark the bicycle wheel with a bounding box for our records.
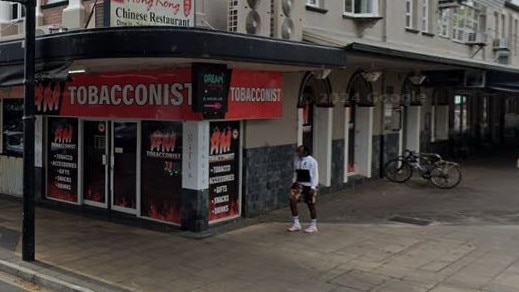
[383,158,413,183]
[430,161,462,189]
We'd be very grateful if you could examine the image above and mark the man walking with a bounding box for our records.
[288,145,319,233]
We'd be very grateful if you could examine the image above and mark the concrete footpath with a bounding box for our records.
[0,149,518,291]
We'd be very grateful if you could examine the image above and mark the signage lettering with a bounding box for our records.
[230,87,282,103]
[208,121,240,222]
[35,69,283,120]
[47,118,79,203]
[109,0,194,27]
[68,83,191,106]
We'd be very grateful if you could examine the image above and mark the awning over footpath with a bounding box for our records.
[303,26,519,93]
[0,61,71,87]
[0,26,347,87]
[485,70,519,93]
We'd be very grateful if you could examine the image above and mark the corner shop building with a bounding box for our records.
[0,27,346,231]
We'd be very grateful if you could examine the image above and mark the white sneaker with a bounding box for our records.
[287,224,301,232]
[304,225,318,233]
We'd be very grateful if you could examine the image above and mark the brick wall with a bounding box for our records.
[42,0,95,26]
[42,5,65,25]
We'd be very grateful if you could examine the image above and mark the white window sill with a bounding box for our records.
[343,13,382,18]
[342,13,383,21]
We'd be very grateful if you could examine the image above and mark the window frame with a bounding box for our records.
[405,0,413,29]
[2,98,24,157]
[438,9,450,38]
[452,94,469,135]
[10,3,25,21]
[344,0,380,17]
[421,0,429,32]
[451,6,477,42]
[307,0,320,7]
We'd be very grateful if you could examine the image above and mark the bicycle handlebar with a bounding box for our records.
[403,149,442,161]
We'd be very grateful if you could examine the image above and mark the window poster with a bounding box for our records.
[141,121,183,224]
[208,121,240,222]
[46,117,79,203]
[83,121,107,204]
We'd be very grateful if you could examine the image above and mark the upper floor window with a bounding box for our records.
[438,9,450,37]
[344,0,379,16]
[10,3,25,21]
[405,0,413,28]
[452,6,477,42]
[493,11,499,39]
[307,0,320,6]
[514,19,518,55]
[421,0,429,32]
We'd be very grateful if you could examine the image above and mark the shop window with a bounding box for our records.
[453,94,469,135]
[344,0,379,17]
[2,99,24,157]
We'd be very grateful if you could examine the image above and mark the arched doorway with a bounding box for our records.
[344,72,374,181]
[297,73,333,187]
[300,84,316,151]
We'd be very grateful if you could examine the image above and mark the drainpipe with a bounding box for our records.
[36,0,43,26]
[379,70,386,178]
[382,0,387,42]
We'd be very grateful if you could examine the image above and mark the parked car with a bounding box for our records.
[3,131,23,156]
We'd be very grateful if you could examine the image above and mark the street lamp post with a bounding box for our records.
[1,0,37,261]
[23,0,36,262]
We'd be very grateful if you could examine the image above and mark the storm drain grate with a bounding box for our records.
[389,215,432,226]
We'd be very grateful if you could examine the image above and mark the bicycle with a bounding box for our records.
[383,149,462,189]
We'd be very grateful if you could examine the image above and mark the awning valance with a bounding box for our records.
[0,61,71,87]
[486,70,519,93]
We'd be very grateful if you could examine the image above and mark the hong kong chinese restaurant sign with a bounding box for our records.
[35,69,283,120]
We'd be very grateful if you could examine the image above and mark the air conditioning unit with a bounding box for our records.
[271,0,304,41]
[465,31,487,46]
[228,0,271,36]
[496,50,510,64]
[36,25,68,35]
[493,38,509,50]
[438,0,464,9]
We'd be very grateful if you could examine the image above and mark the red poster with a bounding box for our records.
[208,121,240,222]
[35,69,282,120]
[141,121,183,224]
[47,117,79,203]
[227,70,283,119]
[35,69,200,120]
